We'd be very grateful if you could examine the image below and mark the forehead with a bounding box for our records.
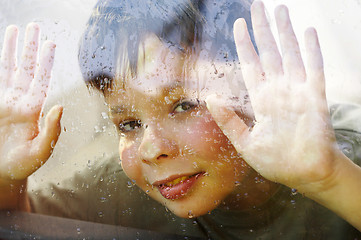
[108,34,246,104]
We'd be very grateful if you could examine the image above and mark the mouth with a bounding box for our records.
[154,172,205,200]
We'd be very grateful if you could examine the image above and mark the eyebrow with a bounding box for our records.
[161,82,185,98]
[110,105,125,115]
[109,81,186,116]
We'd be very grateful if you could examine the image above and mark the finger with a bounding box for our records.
[0,25,18,87]
[29,105,63,171]
[275,5,306,82]
[304,28,328,111]
[14,23,40,91]
[26,41,56,112]
[206,94,250,153]
[233,18,263,95]
[251,1,283,78]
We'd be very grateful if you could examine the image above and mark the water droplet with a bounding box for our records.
[291,188,298,195]
[331,18,341,24]
[342,146,352,155]
[127,181,133,188]
[98,212,104,218]
[187,210,195,219]
[13,224,19,231]
[101,112,109,119]
[186,127,193,134]
[77,227,81,234]
[164,96,172,104]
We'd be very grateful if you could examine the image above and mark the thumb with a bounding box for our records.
[30,105,63,167]
[205,94,250,153]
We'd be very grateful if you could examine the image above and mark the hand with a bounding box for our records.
[206,1,341,193]
[0,23,62,183]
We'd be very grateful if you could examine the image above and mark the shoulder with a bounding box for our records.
[330,103,361,165]
[330,103,361,133]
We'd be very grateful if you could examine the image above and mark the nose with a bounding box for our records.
[138,124,178,164]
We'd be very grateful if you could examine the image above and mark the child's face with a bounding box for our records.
[106,35,253,218]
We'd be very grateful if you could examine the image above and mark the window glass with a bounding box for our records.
[1,0,361,239]
[0,0,116,184]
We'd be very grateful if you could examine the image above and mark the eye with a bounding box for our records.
[118,120,142,132]
[172,99,199,113]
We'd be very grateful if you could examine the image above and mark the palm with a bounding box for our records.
[243,77,336,187]
[207,2,340,191]
[0,23,62,181]
[0,104,39,180]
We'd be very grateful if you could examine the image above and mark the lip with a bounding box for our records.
[153,172,205,200]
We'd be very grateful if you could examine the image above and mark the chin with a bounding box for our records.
[162,196,222,219]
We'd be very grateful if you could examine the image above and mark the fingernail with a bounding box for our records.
[304,27,318,50]
[57,105,63,117]
[277,5,289,22]
[234,18,247,41]
[206,94,227,113]
[44,40,56,49]
[6,25,18,39]
[252,0,265,11]
[252,1,269,27]
[53,105,63,120]
[27,23,40,34]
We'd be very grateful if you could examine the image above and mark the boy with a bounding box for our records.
[1,0,361,239]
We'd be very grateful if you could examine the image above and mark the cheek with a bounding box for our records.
[197,114,229,146]
[119,139,142,180]
[176,111,232,155]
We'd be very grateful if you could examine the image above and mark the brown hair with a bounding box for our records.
[78,0,254,95]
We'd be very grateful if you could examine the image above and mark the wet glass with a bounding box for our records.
[1,0,361,239]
